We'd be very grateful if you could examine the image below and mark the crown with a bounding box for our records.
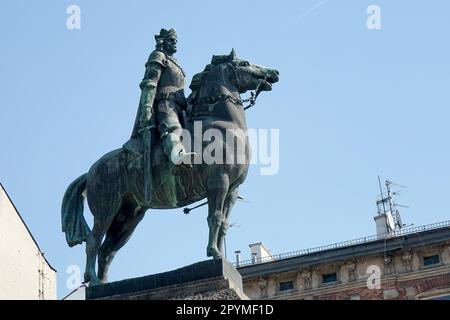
[155,28,177,44]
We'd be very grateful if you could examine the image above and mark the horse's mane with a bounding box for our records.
[189,54,231,93]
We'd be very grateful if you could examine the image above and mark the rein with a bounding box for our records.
[230,62,266,111]
[242,76,266,111]
[190,63,266,114]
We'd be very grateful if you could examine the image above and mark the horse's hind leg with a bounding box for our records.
[84,196,121,285]
[97,207,145,282]
[217,188,239,254]
[84,218,106,285]
[206,172,229,259]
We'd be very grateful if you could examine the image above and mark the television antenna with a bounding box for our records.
[376,176,408,231]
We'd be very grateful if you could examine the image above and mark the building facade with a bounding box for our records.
[238,222,450,300]
[0,184,57,300]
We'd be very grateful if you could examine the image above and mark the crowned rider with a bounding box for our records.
[124,28,194,169]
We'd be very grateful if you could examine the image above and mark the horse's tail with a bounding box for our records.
[61,173,91,247]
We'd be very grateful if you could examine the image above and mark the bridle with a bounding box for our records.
[189,61,267,117]
[229,62,267,111]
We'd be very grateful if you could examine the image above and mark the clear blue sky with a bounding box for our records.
[1,1,449,298]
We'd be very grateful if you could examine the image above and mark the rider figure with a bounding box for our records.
[124,28,194,167]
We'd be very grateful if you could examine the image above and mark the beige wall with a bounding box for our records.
[243,242,450,300]
[0,185,56,300]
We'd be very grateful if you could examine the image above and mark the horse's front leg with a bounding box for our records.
[206,172,229,259]
[217,188,239,254]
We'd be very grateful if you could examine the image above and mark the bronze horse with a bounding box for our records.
[61,49,279,285]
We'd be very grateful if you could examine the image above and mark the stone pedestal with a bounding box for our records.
[86,259,248,300]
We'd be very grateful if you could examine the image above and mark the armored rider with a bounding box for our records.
[124,28,194,170]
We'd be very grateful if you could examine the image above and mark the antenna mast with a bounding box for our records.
[376,177,408,232]
[377,175,387,215]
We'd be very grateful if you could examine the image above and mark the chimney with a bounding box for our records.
[374,214,388,236]
[249,242,273,264]
[234,250,241,267]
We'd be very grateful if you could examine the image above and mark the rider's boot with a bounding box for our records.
[163,132,197,175]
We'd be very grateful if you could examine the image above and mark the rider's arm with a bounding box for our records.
[131,50,167,137]
[138,62,163,129]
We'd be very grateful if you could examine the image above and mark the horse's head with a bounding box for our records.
[190,49,279,97]
[226,49,279,94]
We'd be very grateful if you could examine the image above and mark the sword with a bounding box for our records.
[139,122,155,204]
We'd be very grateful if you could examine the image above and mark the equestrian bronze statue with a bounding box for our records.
[61,28,279,285]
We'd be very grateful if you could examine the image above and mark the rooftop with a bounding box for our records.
[237,220,450,277]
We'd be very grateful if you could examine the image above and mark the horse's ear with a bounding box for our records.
[228,48,237,61]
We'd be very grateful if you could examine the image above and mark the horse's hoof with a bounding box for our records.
[85,273,103,286]
[99,276,108,284]
[89,278,103,286]
[207,247,222,259]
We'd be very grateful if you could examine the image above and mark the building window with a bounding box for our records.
[322,273,337,284]
[279,281,294,291]
[423,254,440,266]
